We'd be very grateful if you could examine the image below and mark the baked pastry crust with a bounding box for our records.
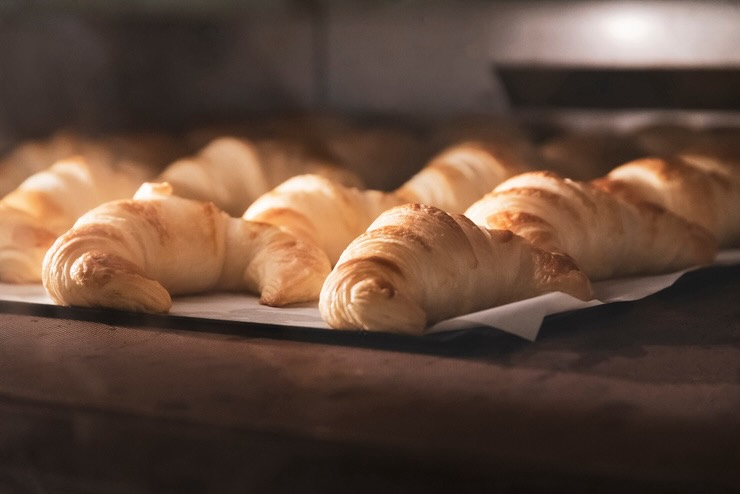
[465,171,717,280]
[0,130,83,198]
[597,155,740,247]
[319,203,593,334]
[0,156,152,283]
[244,174,405,264]
[244,140,529,266]
[42,182,332,312]
[396,141,529,214]
[158,136,362,217]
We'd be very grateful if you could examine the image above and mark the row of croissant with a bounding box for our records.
[1,115,739,334]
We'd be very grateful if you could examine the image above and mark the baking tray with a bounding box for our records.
[1,253,739,357]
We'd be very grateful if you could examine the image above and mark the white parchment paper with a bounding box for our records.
[2,250,739,340]
[428,249,740,339]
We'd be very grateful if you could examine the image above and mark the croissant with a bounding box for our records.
[322,125,427,190]
[202,111,354,145]
[319,203,593,334]
[428,114,534,151]
[596,156,740,247]
[0,156,153,283]
[465,171,717,281]
[244,174,406,264]
[42,182,331,313]
[679,138,740,190]
[0,130,183,199]
[157,136,362,216]
[395,140,531,213]
[629,123,699,156]
[537,131,642,181]
[244,140,529,265]
[0,130,83,198]
[229,114,427,190]
[95,132,186,174]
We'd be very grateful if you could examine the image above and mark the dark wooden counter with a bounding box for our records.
[0,264,739,493]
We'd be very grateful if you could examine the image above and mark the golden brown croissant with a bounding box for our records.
[395,141,531,214]
[0,156,153,283]
[244,174,406,264]
[596,156,740,247]
[465,171,717,280]
[42,183,332,312]
[157,136,362,217]
[319,203,593,334]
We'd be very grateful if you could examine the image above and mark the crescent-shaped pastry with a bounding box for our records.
[319,203,593,334]
[596,155,740,247]
[322,126,426,190]
[465,171,717,280]
[0,130,83,198]
[0,156,152,283]
[537,132,642,181]
[157,136,362,217]
[244,140,529,266]
[42,183,331,312]
[244,174,405,264]
[395,141,530,214]
[0,130,182,199]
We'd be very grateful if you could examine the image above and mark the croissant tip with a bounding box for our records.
[0,246,48,283]
[258,283,322,307]
[258,292,284,307]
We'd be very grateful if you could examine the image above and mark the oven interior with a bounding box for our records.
[1,1,739,492]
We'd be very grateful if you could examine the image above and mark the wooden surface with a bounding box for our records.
[0,264,739,493]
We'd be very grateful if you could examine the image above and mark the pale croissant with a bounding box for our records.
[0,130,182,199]
[465,171,716,281]
[319,203,593,334]
[244,140,529,264]
[0,130,82,198]
[596,156,740,247]
[537,132,642,181]
[186,116,426,191]
[395,140,531,214]
[42,183,331,313]
[321,125,426,190]
[244,174,405,264]
[157,136,362,216]
[0,156,153,283]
